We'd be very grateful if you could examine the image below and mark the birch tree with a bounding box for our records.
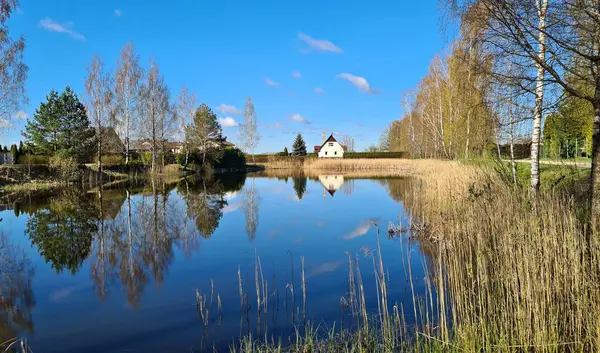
[240,97,260,163]
[446,0,600,221]
[0,0,27,131]
[138,60,170,174]
[174,86,197,169]
[85,55,113,174]
[115,42,142,165]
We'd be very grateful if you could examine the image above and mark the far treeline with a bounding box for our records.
[18,43,261,175]
[378,1,600,216]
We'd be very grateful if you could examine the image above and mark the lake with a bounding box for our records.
[0,172,432,353]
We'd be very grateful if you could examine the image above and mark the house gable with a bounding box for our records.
[316,134,345,158]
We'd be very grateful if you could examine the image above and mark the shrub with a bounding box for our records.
[94,154,125,167]
[344,152,407,159]
[213,147,246,170]
[17,154,48,165]
[48,155,79,182]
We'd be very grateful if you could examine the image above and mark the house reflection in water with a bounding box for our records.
[319,175,345,197]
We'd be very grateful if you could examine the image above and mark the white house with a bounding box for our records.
[314,134,345,158]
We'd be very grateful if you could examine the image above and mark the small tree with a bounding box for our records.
[187,104,223,167]
[240,97,260,163]
[85,55,113,174]
[9,144,17,163]
[174,86,197,169]
[114,42,143,165]
[283,147,289,156]
[292,134,307,156]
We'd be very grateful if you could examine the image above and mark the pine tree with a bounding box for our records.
[23,87,95,161]
[59,87,96,161]
[18,141,24,155]
[23,89,62,155]
[283,147,289,156]
[292,133,307,156]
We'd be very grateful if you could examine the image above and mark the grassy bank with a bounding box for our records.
[229,160,599,352]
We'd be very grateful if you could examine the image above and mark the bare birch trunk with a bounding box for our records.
[530,0,547,195]
[509,104,517,186]
[591,105,600,225]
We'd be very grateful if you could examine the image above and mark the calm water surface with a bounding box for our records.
[0,173,431,352]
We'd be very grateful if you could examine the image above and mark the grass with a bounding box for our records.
[0,180,61,193]
[219,159,600,352]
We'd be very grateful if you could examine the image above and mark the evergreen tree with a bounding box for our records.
[292,133,307,156]
[283,146,289,156]
[18,141,24,155]
[10,144,18,163]
[23,89,62,155]
[23,87,95,161]
[58,87,96,161]
[2,145,8,153]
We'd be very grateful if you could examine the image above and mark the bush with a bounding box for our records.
[17,154,48,165]
[344,152,407,159]
[214,147,246,170]
[48,155,79,182]
[94,154,125,167]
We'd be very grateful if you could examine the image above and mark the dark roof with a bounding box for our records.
[101,127,125,154]
[315,134,340,152]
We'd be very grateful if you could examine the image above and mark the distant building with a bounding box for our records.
[100,127,125,155]
[0,152,14,165]
[314,134,345,158]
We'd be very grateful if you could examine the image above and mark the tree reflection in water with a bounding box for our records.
[17,174,247,307]
[0,232,35,345]
[24,188,98,275]
[242,176,260,240]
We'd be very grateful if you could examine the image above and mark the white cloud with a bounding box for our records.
[289,113,311,124]
[291,71,302,79]
[216,104,242,115]
[219,117,239,127]
[223,201,243,213]
[114,9,123,17]
[298,33,343,53]
[314,87,325,94]
[13,111,28,120]
[343,220,373,240]
[265,77,279,87]
[39,18,85,40]
[336,73,378,94]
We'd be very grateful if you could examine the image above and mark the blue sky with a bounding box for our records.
[2,1,447,153]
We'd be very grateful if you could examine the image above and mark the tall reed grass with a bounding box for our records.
[201,160,600,352]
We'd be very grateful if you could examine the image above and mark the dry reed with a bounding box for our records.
[226,160,600,352]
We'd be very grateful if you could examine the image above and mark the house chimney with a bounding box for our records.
[322,132,326,143]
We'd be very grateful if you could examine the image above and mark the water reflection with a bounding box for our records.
[241,177,260,240]
[0,173,422,352]
[318,175,344,197]
[0,232,35,345]
[25,189,98,275]
[292,177,307,200]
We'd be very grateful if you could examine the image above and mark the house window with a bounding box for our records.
[325,151,328,156]
[329,142,334,147]
[335,151,337,155]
